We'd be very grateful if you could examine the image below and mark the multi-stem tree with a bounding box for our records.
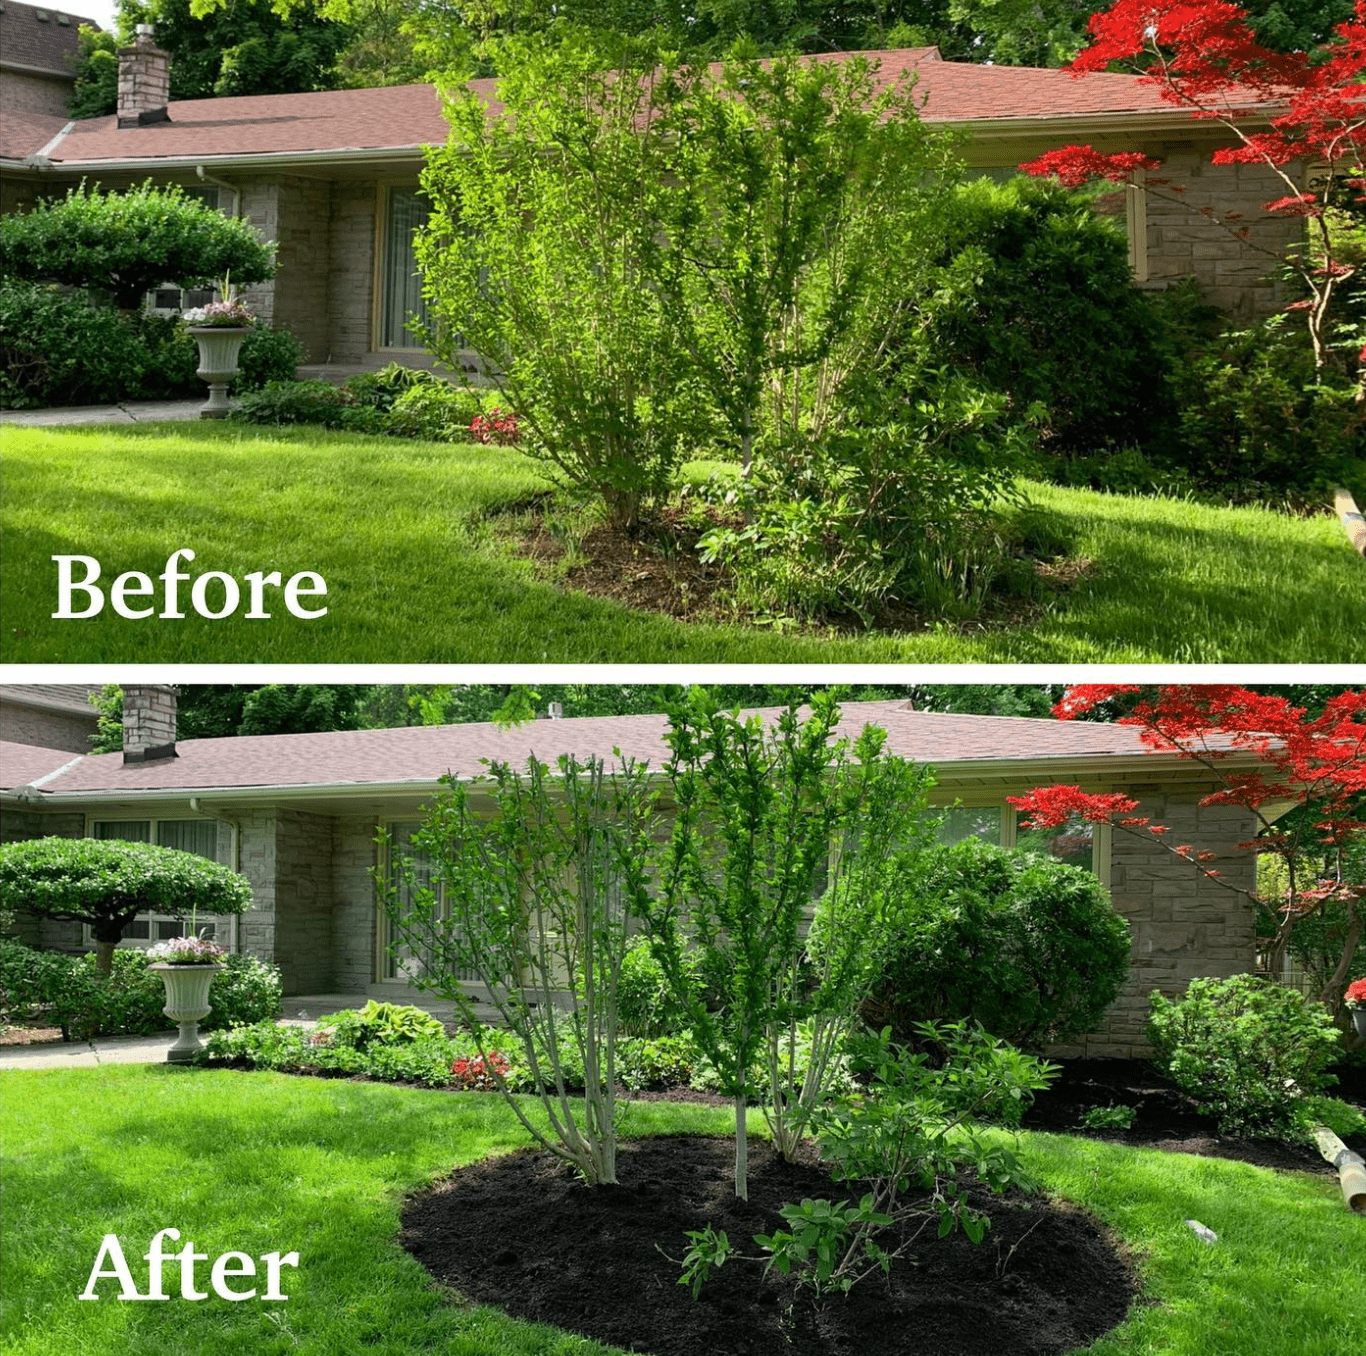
[1007,684,1365,1022]
[636,690,933,1199]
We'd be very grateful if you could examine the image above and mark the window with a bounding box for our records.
[380,824,478,983]
[144,186,222,315]
[87,818,234,947]
[1010,810,1110,885]
[378,187,433,349]
[936,806,1005,847]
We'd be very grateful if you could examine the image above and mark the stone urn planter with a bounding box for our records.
[150,963,223,1063]
[1352,1008,1366,1040]
[187,325,249,419]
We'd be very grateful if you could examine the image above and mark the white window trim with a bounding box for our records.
[1002,804,1111,889]
[82,815,239,952]
[1127,169,1150,283]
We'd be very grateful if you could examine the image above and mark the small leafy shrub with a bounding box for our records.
[616,936,704,1038]
[229,379,381,431]
[450,1050,511,1090]
[617,1034,699,1090]
[313,1000,447,1051]
[0,941,280,1039]
[680,1024,1055,1299]
[1079,1104,1137,1131]
[866,839,1131,1051]
[235,321,303,392]
[343,362,445,413]
[1296,1094,1366,1143]
[469,406,519,444]
[382,379,484,440]
[1156,294,1365,506]
[1148,974,1342,1136]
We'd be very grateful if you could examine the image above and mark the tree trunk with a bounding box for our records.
[734,1092,748,1201]
[93,939,116,975]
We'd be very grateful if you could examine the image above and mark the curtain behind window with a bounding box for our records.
[380,188,432,349]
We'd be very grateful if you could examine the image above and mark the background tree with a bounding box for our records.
[0,183,274,312]
[0,838,254,974]
[89,684,367,751]
[1008,684,1366,1022]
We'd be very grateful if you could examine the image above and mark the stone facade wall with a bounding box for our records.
[1059,788,1259,1058]
[1141,148,1302,319]
[271,176,334,362]
[236,178,282,326]
[332,815,380,992]
[235,808,280,965]
[326,180,380,362]
[271,809,336,993]
[0,704,95,753]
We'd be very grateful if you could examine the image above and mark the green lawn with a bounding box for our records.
[1,422,1361,662]
[3,1066,1362,1356]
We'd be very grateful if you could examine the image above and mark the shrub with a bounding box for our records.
[922,176,1178,456]
[381,379,483,441]
[312,1000,446,1051]
[865,838,1132,1051]
[1079,1104,1137,1131]
[236,321,303,392]
[1148,974,1342,1136]
[1160,305,1366,506]
[229,379,380,431]
[343,362,446,413]
[616,936,705,1038]
[0,941,280,1039]
[469,407,519,445]
[0,181,274,310]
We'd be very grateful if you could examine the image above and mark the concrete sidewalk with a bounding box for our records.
[0,1017,317,1070]
[0,399,207,426]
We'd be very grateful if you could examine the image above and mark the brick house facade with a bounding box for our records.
[0,2,96,121]
[0,43,1306,365]
[1,692,1264,1058]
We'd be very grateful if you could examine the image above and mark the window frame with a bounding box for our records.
[81,815,239,951]
[372,182,434,353]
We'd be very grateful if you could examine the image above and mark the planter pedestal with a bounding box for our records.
[187,326,249,419]
[150,963,223,1062]
[1353,1008,1366,1040]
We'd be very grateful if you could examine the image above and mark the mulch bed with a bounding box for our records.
[401,1134,1137,1356]
[514,504,1090,637]
[1019,1056,1366,1175]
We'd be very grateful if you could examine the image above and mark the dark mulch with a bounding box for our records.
[401,1134,1137,1356]
[514,504,1090,637]
[1020,1057,1366,1175]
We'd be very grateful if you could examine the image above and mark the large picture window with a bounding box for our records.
[87,818,234,947]
[379,187,432,350]
[380,824,477,983]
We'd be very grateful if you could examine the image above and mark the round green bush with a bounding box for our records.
[1148,973,1342,1136]
[923,176,1177,456]
[865,838,1132,1051]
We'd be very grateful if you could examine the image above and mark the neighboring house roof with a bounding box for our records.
[0,1,97,77]
[0,106,70,160]
[0,683,102,716]
[2,702,1226,802]
[12,48,1271,169]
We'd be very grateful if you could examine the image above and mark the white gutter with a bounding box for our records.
[20,145,436,175]
[196,164,240,218]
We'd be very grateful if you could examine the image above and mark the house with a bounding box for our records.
[0,685,1266,1058]
[0,30,1302,367]
[0,683,102,753]
[0,2,98,122]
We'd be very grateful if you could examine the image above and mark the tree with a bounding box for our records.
[1007,684,1366,1024]
[382,753,656,1184]
[634,690,934,1198]
[1019,0,1366,392]
[0,183,275,312]
[89,684,367,752]
[0,838,254,974]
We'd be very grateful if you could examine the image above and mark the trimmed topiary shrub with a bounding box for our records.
[1148,973,1342,1136]
[865,838,1132,1051]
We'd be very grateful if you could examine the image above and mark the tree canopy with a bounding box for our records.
[0,838,254,972]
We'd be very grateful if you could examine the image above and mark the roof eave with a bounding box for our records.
[37,143,438,174]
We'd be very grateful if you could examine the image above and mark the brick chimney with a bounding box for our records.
[117,25,171,129]
[122,684,177,763]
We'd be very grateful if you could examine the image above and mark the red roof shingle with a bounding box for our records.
[15,49,1243,167]
[6,702,1165,798]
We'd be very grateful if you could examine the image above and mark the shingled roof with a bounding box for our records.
[0,1,98,78]
[12,47,1252,168]
[1,701,1198,800]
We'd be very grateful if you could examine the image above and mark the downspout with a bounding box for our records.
[189,796,245,953]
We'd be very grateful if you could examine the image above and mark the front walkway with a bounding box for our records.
[0,398,207,426]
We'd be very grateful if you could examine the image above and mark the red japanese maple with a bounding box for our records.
[1008,685,1366,1024]
[1020,0,1366,386]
